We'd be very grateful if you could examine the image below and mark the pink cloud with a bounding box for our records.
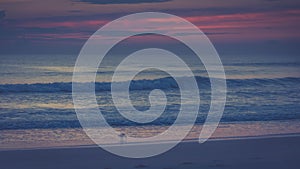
[15,9,300,43]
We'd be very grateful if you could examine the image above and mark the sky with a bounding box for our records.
[0,0,299,55]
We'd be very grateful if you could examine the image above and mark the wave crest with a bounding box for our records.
[0,77,299,93]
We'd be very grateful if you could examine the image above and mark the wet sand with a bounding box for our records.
[0,135,299,169]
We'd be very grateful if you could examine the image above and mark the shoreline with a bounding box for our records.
[2,120,300,151]
[1,132,300,152]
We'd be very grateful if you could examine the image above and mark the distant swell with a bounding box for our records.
[0,77,299,93]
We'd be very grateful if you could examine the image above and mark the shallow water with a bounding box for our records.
[0,54,300,148]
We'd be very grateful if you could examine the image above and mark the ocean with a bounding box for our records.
[0,54,300,148]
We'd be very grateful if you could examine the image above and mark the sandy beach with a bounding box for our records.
[1,135,299,169]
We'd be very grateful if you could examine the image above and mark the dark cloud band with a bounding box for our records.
[0,10,5,20]
[75,0,171,5]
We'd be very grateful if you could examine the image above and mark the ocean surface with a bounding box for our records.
[0,54,300,148]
